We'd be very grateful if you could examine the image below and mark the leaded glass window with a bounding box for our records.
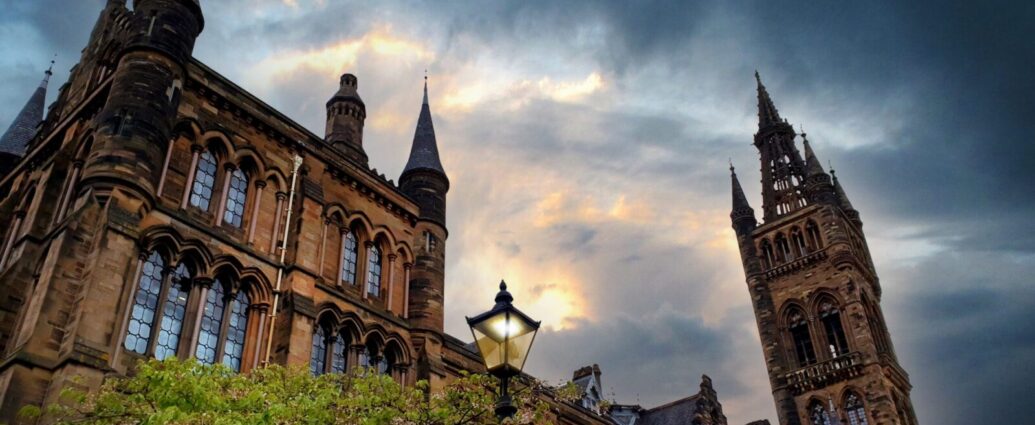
[196,281,226,365]
[125,252,164,354]
[366,244,381,297]
[846,392,868,425]
[223,168,248,228]
[222,290,249,372]
[190,151,217,211]
[155,264,190,360]
[357,346,370,369]
[331,334,347,373]
[341,231,358,285]
[809,401,832,425]
[311,326,327,376]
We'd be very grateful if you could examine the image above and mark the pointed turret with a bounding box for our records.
[0,63,52,158]
[402,75,450,365]
[831,167,862,227]
[800,132,837,205]
[730,164,757,236]
[756,71,784,129]
[401,76,447,179]
[802,134,826,178]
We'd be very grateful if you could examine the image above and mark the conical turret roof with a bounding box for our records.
[802,134,827,177]
[0,64,52,157]
[402,77,446,178]
[731,165,752,213]
[831,168,856,212]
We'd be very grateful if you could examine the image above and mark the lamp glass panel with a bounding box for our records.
[470,309,538,373]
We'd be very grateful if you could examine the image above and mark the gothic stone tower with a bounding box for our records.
[731,73,917,425]
[399,77,449,389]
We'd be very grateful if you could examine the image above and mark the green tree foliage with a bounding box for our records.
[19,359,572,424]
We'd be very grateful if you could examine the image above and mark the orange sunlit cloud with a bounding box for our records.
[251,26,433,83]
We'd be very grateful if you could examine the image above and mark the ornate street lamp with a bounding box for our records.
[466,280,541,421]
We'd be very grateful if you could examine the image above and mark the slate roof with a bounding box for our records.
[401,79,446,177]
[0,67,51,157]
[637,395,703,425]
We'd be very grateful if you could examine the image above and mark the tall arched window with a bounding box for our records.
[366,244,382,297]
[791,227,807,257]
[331,333,348,374]
[775,233,793,262]
[760,240,775,269]
[222,290,249,372]
[788,307,816,366]
[310,326,327,376]
[341,231,358,285]
[195,280,227,365]
[806,220,823,250]
[223,168,248,228]
[809,400,832,425]
[845,392,868,425]
[154,264,191,360]
[125,252,165,354]
[819,299,850,357]
[189,151,218,211]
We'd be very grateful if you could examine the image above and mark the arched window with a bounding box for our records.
[809,400,832,425]
[189,151,218,211]
[819,299,850,357]
[310,326,328,376]
[222,290,249,372]
[358,340,379,370]
[366,244,382,297]
[195,280,227,365]
[775,233,793,262]
[154,264,191,360]
[760,240,775,269]
[222,168,248,228]
[806,220,823,251]
[125,251,165,354]
[791,227,807,257]
[788,307,816,366]
[341,230,358,285]
[331,332,348,374]
[845,392,868,425]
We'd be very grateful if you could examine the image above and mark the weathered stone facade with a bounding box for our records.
[731,74,918,425]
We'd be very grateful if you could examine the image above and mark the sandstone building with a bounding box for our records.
[730,73,919,425]
[0,1,737,424]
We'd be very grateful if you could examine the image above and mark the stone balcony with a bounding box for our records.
[764,250,827,279]
[783,351,865,395]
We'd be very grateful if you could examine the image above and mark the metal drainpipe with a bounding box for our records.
[263,152,304,365]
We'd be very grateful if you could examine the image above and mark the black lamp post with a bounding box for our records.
[466,280,541,421]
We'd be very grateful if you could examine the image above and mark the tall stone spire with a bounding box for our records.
[402,75,446,179]
[755,71,783,129]
[0,62,52,157]
[753,72,808,221]
[730,164,757,236]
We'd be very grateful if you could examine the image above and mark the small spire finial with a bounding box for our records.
[422,70,429,106]
[499,280,507,291]
[729,158,735,173]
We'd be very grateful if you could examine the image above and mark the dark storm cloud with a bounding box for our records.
[885,252,1035,424]
[527,306,750,406]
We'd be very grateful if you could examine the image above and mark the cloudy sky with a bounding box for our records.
[2,0,1034,423]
